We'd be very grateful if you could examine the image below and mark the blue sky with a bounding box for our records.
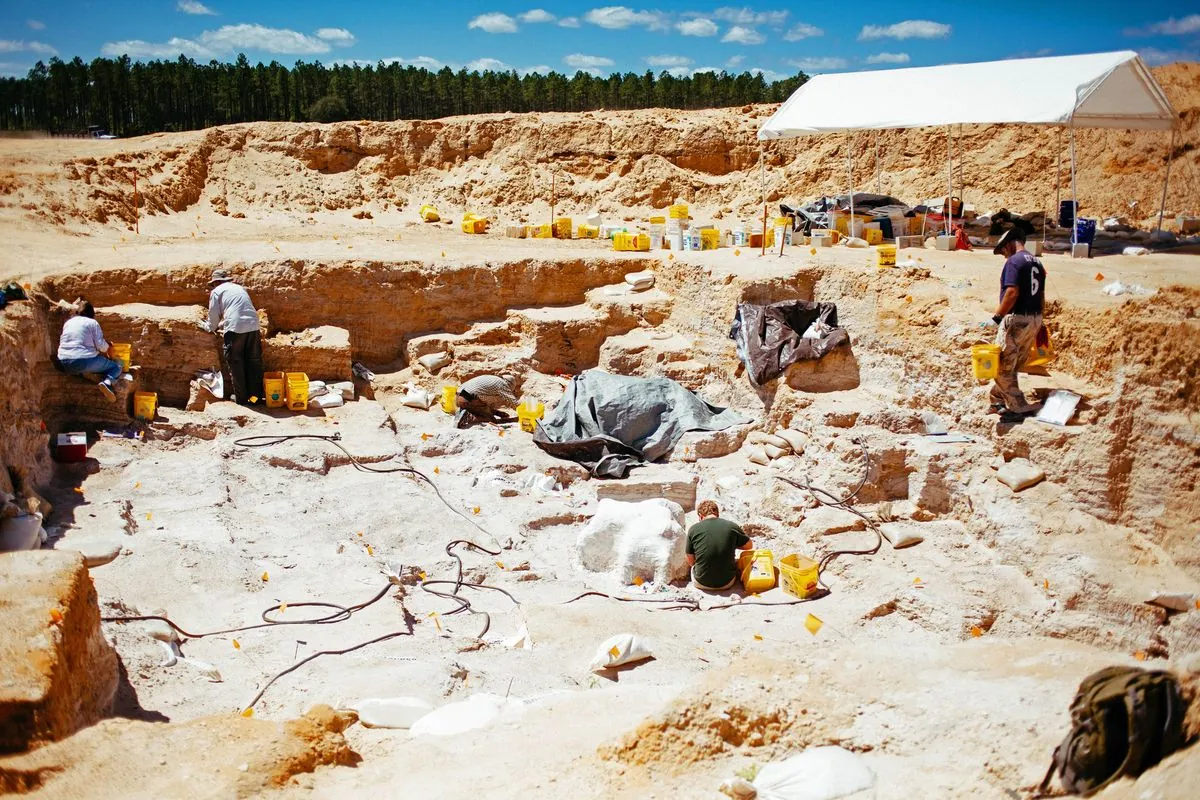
[2,2,1198,79]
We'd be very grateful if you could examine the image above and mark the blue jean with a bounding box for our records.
[60,354,122,384]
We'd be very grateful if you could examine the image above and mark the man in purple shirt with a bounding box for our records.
[989,227,1045,413]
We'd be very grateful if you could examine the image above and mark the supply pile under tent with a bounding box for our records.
[758,51,1179,237]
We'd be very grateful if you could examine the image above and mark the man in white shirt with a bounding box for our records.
[203,269,263,405]
[57,301,121,401]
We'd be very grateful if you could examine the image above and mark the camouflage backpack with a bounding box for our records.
[1039,665,1186,797]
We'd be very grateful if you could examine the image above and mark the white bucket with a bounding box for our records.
[669,232,684,252]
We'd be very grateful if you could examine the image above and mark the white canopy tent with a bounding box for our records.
[757,51,1178,243]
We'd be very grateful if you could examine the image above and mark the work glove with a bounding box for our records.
[199,320,212,333]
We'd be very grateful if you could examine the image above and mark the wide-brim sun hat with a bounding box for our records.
[992,228,1018,255]
[208,269,233,284]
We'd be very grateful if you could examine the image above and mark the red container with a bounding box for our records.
[55,432,88,462]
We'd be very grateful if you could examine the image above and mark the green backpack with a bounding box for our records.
[1039,665,1187,797]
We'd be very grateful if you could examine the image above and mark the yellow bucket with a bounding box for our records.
[263,371,286,408]
[779,554,820,599]
[133,391,157,422]
[531,224,554,239]
[972,344,1001,380]
[864,227,883,245]
[1025,328,1053,369]
[441,385,458,414]
[738,549,776,594]
[877,244,897,268]
[668,204,689,219]
[553,218,572,239]
[110,343,132,371]
[517,400,544,433]
[285,372,309,411]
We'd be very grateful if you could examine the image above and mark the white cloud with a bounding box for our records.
[712,8,789,26]
[0,40,58,55]
[783,22,823,41]
[315,28,355,47]
[564,53,615,69]
[749,67,788,82]
[691,66,723,75]
[520,64,552,75]
[465,57,512,71]
[101,24,355,59]
[726,54,744,67]
[677,18,718,37]
[866,52,909,64]
[26,20,46,30]
[468,13,519,33]
[330,59,375,68]
[519,9,556,24]
[786,56,847,72]
[722,26,765,45]
[1139,47,1200,66]
[1128,15,1200,36]
[388,56,445,70]
[558,16,581,27]
[0,62,31,77]
[647,54,692,67]
[859,20,950,40]
[177,0,216,15]
[584,7,669,31]
[101,37,216,59]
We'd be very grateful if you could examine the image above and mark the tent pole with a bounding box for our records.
[1069,123,1078,245]
[946,127,953,237]
[1055,127,1062,226]
[1157,129,1176,232]
[875,131,881,194]
[849,133,855,236]
[760,141,767,256]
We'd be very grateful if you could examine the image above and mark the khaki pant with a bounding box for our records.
[990,313,1042,410]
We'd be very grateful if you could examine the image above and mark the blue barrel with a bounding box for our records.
[1075,218,1097,246]
[1059,200,1078,228]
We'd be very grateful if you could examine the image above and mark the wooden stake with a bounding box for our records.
[130,168,139,235]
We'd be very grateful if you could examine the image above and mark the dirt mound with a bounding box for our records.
[0,705,358,797]
[0,64,1195,232]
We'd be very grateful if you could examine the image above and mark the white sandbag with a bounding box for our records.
[306,382,328,399]
[764,443,788,460]
[409,693,519,737]
[589,633,653,672]
[329,381,355,399]
[747,431,790,450]
[1145,591,1197,613]
[402,388,435,409]
[1122,246,1150,256]
[353,697,434,729]
[67,539,123,567]
[844,236,869,248]
[878,522,925,549]
[313,392,344,409]
[996,458,1044,492]
[417,351,451,372]
[0,513,44,552]
[775,429,806,454]
[625,271,655,291]
[721,745,875,800]
[747,447,770,466]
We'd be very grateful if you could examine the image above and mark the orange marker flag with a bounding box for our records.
[970,626,983,638]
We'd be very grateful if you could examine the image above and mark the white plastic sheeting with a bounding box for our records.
[759,51,1175,139]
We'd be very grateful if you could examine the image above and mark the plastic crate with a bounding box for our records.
[531,224,554,239]
[668,204,688,219]
[700,229,720,250]
[553,218,572,239]
[864,227,883,245]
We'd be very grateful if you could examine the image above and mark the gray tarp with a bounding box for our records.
[730,300,849,386]
[533,371,749,478]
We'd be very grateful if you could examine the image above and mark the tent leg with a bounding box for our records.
[849,133,855,234]
[1069,123,1078,245]
[1055,127,1062,227]
[946,128,953,236]
[1157,129,1176,232]
[875,131,881,195]
[760,141,767,256]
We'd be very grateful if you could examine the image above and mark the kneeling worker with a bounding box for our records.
[57,300,123,402]
[203,269,263,406]
[455,373,518,428]
[687,500,752,592]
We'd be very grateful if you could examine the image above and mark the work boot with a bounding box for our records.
[98,382,116,402]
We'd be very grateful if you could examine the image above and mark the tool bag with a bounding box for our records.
[1038,666,1186,797]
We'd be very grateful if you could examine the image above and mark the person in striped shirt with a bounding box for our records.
[455,373,518,428]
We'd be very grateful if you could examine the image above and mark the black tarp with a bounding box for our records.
[729,300,849,386]
[532,371,749,478]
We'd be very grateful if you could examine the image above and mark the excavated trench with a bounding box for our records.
[2,254,1199,782]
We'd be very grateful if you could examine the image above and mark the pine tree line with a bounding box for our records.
[0,55,808,136]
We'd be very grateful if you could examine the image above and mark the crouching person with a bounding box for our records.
[455,373,518,428]
[57,300,122,402]
[687,500,752,592]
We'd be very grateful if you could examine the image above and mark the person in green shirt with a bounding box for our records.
[687,500,753,592]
